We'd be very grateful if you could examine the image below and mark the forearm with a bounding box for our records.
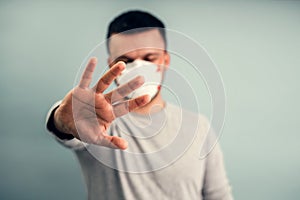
[46,101,87,150]
[202,141,233,200]
[47,104,75,140]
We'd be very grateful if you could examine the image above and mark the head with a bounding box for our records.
[105,11,170,109]
[106,10,170,68]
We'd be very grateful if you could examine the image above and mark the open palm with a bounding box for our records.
[54,57,150,150]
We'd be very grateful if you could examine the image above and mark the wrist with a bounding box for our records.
[49,106,75,140]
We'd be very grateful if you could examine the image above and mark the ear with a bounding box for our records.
[164,51,170,69]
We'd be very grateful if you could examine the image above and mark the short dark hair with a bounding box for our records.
[106,10,166,53]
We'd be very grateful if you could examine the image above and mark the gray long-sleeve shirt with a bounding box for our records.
[46,102,233,200]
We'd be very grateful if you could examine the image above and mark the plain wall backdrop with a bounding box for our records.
[0,1,299,199]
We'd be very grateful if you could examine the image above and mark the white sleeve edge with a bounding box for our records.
[45,100,87,150]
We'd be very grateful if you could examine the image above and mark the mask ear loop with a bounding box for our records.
[157,59,167,93]
[147,59,167,113]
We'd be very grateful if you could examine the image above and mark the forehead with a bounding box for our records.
[108,29,165,59]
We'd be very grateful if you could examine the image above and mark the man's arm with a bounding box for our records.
[47,103,74,140]
[45,57,150,150]
[202,140,233,200]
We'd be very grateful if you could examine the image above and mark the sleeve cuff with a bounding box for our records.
[45,101,87,150]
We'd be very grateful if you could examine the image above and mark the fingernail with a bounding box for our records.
[141,95,150,104]
[117,61,126,68]
[91,57,98,64]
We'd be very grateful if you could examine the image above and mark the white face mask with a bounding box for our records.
[116,60,164,99]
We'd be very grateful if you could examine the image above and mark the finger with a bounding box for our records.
[78,57,98,88]
[103,135,128,150]
[113,95,151,118]
[105,75,145,103]
[94,61,126,93]
[94,133,128,150]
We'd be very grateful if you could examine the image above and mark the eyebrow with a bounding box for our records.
[143,52,161,58]
[115,52,161,62]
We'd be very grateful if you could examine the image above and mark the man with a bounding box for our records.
[46,10,233,199]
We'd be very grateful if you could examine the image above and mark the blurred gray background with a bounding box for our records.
[0,1,299,199]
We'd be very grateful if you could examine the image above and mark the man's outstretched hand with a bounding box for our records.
[53,57,150,150]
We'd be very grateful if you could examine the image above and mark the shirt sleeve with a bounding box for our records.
[45,101,87,150]
[201,135,233,200]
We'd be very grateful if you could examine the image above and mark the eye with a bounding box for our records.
[144,55,159,62]
[115,58,133,64]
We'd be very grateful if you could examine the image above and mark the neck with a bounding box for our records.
[133,92,165,114]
